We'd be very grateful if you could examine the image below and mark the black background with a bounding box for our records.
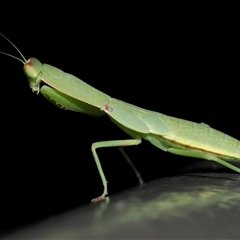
[0,4,239,233]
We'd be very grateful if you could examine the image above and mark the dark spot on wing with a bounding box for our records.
[104,103,113,113]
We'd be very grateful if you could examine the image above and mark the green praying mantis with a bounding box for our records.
[1,32,240,202]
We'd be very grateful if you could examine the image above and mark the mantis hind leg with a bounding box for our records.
[91,138,142,203]
[168,148,240,174]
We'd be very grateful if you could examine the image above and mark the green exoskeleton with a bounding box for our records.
[1,32,240,202]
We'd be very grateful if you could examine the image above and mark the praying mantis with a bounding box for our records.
[1,32,240,203]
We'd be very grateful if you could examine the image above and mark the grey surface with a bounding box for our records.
[2,172,240,239]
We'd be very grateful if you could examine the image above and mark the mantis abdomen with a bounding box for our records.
[103,99,240,161]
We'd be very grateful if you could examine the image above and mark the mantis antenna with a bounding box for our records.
[0,32,26,64]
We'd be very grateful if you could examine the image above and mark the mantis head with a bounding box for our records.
[23,58,43,94]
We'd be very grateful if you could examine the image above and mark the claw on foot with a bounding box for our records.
[91,195,105,203]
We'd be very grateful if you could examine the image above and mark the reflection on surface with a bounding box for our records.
[94,174,240,223]
[3,173,240,239]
